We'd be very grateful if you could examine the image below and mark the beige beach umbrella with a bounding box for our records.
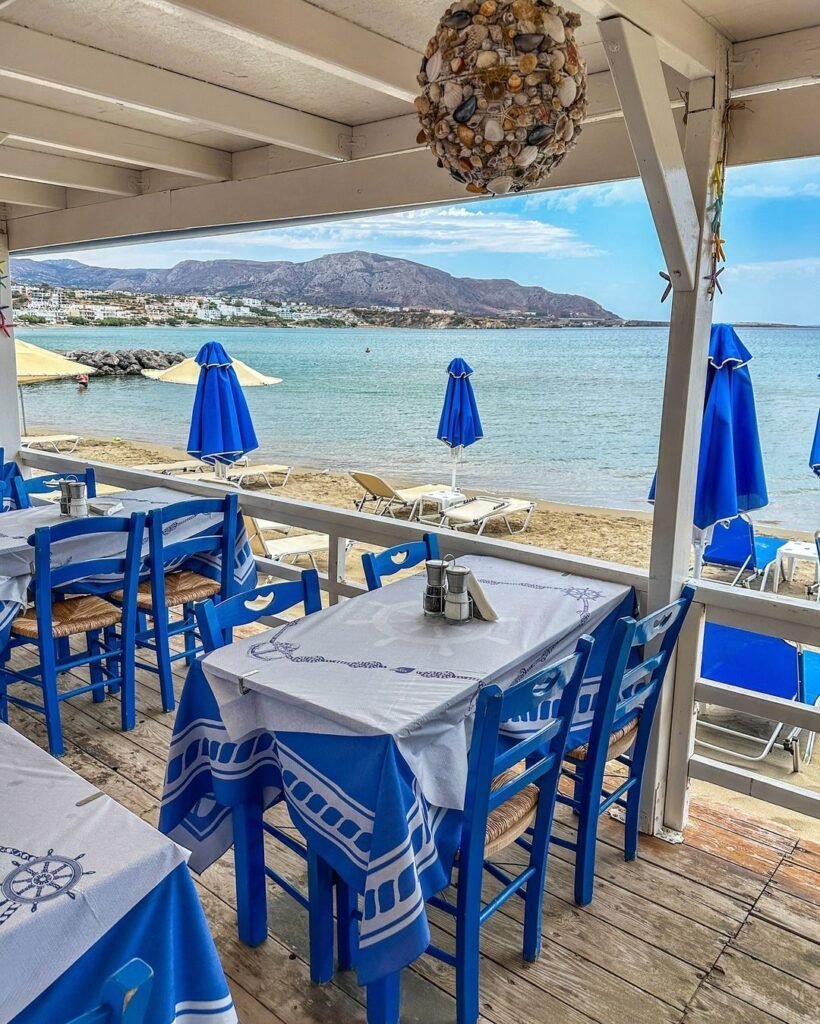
[15,338,97,433]
[142,357,282,387]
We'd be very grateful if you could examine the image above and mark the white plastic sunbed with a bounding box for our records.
[434,496,536,535]
[244,515,350,570]
[351,472,444,519]
[133,460,204,475]
[226,462,292,488]
[21,434,81,454]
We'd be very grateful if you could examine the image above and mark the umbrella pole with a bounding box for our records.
[451,446,461,492]
[18,385,27,436]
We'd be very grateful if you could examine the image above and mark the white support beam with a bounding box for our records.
[570,0,725,79]
[0,22,347,160]
[0,223,21,456]
[732,26,820,97]
[599,17,700,291]
[5,114,649,251]
[145,0,419,104]
[0,178,65,208]
[0,98,231,181]
[0,147,140,196]
[689,755,820,820]
[641,70,727,836]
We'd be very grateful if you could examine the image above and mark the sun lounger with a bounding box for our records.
[244,515,348,570]
[351,472,444,519]
[133,460,204,475]
[226,462,292,488]
[434,495,535,535]
[20,434,81,454]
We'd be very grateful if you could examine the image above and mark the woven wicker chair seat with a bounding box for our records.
[114,570,221,609]
[12,595,121,639]
[566,717,639,762]
[456,762,540,859]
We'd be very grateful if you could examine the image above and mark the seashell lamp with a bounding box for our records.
[416,1,587,196]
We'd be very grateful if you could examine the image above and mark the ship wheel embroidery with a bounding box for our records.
[1,849,94,912]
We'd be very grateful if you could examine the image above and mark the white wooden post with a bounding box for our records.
[641,73,726,836]
[326,534,348,606]
[0,221,21,459]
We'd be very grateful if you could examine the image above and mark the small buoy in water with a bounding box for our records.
[365,347,371,353]
[113,436,122,443]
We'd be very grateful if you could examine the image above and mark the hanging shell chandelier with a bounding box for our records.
[416,1,587,196]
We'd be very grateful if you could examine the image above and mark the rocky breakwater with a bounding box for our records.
[67,348,187,376]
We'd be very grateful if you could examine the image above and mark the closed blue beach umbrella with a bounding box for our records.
[187,341,259,471]
[810,376,820,477]
[437,357,483,490]
[650,323,768,573]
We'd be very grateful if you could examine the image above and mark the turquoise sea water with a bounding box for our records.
[17,325,820,530]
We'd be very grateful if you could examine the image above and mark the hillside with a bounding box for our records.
[12,251,619,320]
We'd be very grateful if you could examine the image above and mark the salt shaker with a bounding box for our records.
[423,557,450,616]
[444,564,472,624]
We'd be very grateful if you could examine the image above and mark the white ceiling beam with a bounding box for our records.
[599,17,700,290]
[0,22,347,161]
[0,178,65,208]
[0,147,140,196]
[570,0,726,79]
[0,97,230,180]
[143,0,419,104]
[732,26,820,97]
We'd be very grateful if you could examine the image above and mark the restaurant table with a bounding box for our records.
[0,722,237,1024]
[160,554,634,986]
[0,485,256,653]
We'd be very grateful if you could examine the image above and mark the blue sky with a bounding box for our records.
[35,155,820,324]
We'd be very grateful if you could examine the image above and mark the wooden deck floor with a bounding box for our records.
[6,642,820,1024]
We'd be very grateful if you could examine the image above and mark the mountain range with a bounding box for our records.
[11,250,619,320]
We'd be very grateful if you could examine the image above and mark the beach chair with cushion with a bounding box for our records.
[0,512,145,756]
[351,471,441,519]
[435,495,535,535]
[20,434,81,454]
[701,513,788,589]
[132,460,204,475]
[244,515,342,570]
[12,468,97,509]
[227,459,292,488]
[696,623,820,770]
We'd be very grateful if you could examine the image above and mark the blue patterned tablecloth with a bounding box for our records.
[0,723,236,1024]
[0,485,256,653]
[160,558,634,985]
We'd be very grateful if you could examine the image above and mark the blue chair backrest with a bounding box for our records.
[31,513,146,631]
[1,457,23,511]
[146,494,238,600]
[196,569,323,652]
[12,467,97,510]
[460,637,593,869]
[579,585,695,759]
[362,533,440,590]
[703,514,757,571]
[702,623,799,701]
[67,958,153,1024]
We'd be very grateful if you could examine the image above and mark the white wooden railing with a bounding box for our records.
[17,449,820,826]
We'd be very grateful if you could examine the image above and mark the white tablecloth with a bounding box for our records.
[204,555,631,809]
[0,723,186,1021]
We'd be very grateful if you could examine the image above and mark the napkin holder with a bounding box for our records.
[89,498,125,517]
[466,572,498,622]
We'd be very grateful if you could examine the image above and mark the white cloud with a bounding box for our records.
[26,204,600,265]
[726,257,820,277]
[523,178,646,213]
[726,158,820,200]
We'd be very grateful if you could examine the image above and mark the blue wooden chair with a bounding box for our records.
[67,958,153,1024]
[331,638,593,1024]
[554,586,695,906]
[194,571,334,977]
[132,494,238,713]
[361,534,440,591]
[702,514,787,589]
[0,513,145,756]
[11,467,97,509]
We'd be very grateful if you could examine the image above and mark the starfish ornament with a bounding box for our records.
[659,271,672,303]
[0,306,17,337]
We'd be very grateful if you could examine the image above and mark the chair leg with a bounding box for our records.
[523,802,553,961]
[335,876,358,972]
[366,973,401,1024]
[307,850,335,985]
[87,630,106,703]
[40,639,64,757]
[118,623,136,734]
[231,801,268,947]
[152,605,175,712]
[455,877,482,1024]
[55,634,71,668]
[103,625,121,695]
[573,765,600,906]
[182,602,197,666]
